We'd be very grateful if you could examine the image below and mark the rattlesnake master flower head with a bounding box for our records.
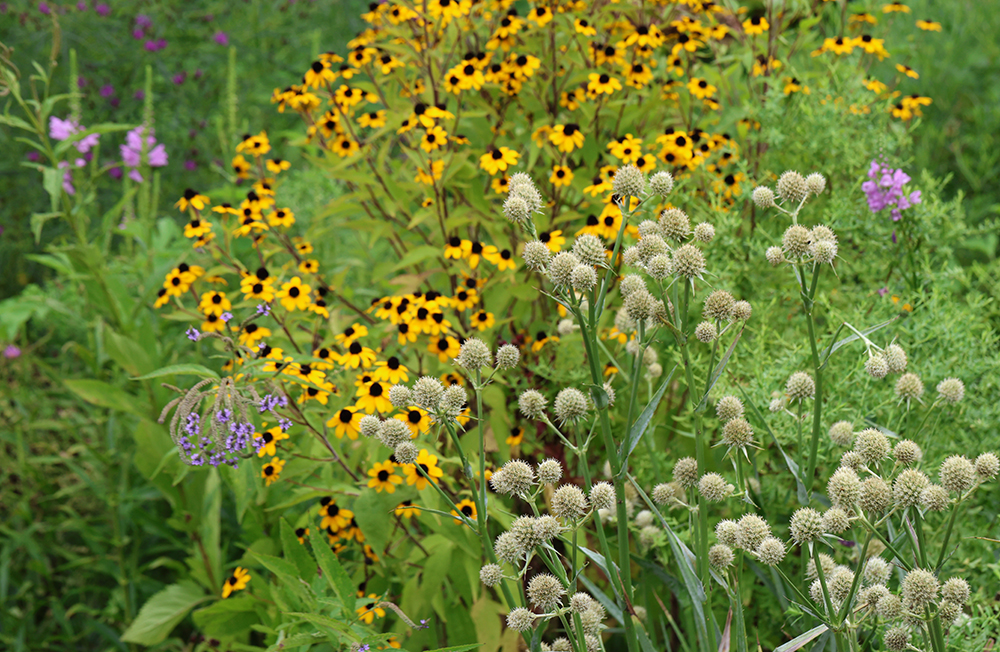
[810,239,837,264]
[694,321,717,343]
[736,513,771,551]
[506,608,534,632]
[652,482,682,505]
[624,289,655,321]
[893,468,930,508]
[920,484,949,511]
[883,627,910,652]
[508,173,543,211]
[902,568,939,609]
[765,246,784,267]
[673,457,699,488]
[480,564,503,587]
[637,234,669,262]
[394,441,419,465]
[554,387,589,425]
[359,415,383,439]
[440,384,468,416]
[786,371,816,400]
[756,537,786,566]
[551,484,588,521]
[619,274,647,298]
[527,573,565,611]
[976,452,999,480]
[635,510,654,528]
[673,244,706,279]
[412,376,445,411]
[456,338,492,370]
[612,164,646,199]
[557,319,576,337]
[938,600,962,626]
[827,467,861,508]
[518,389,548,419]
[855,428,891,466]
[534,515,562,543]
[860,584,891,608]
[805,172,826,195]
[548,252,581,287]
[589,482,615,511]
[829,421,854,447]
[782,225,811,258]
[776,170,809,204]
[715,519,739,547]
[752,186,775,208]
[494,531,524,565]
[503,194,531,226]
[893,439,922,466]
[860,476,892,513]
[569,592,596,614]
[571,264,598,292]
[811,225,837,243]
[942,577,970,605]
[573,234,607,267]
[864,557,892,586]
[716,395,744,422]
[537,459,563,485]
[884,343,908,374]
[694,222,715,242]
[940,455,976,494]
[722,417,754,448]
[649,170,674,195]
[603,381,616,406]
[865,353,889,380]
[496,344,521,369]
[730,300,752,321]
[876,594,903,620]
[622,245,642,268]
[647,254,673,279]
[805,553,836,582]
[637,220,662,239]
[703,289,735,320]
[936,377,965,403]
[522,241,552,271]
[894,373,924,403]
[789,508,824,543]
[490,460,535,497]
[698,473,732,502]
[709,544,735,570]
[659,208,691,240]
[378,418,411,448]
[388,384,412,409]
[822,507,850,534]
[638,525,661,548]
[840,450,864,471]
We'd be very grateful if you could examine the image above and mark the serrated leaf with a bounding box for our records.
[132,364,220,381]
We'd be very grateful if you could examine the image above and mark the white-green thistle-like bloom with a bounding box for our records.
[716,395,744,422]
[860,476,891,513]
[412,376,445,411]
[860,584,890,609]
[893,468,930,508]
[651,482,679,506]
[556,318,576,337]
[938,600,962,626]
[649,170,674,195]
[622,245,642,268]
[884,342,908,373]
[637,219,662,239]
[752,185,775,208]
[554,387,589,425]
[581,603,606,635]
[624,288,655,321]
[494,531,524,565]
[730,300,752,321]
[603,381,616,406]
[936,377,965,404]
[533,515,562,543]
[506,607,535,632]
[722,417,754,448]
[456,338,492,370]
[865,352,889,380]
[503,194,531,227]
[573,234,606,267]
[480,564,503,587]
[491,460,535,497]
[715,519,739,547]
[637,233,669,262]
[694,222,715,242]
[841,450,864,471]
[756,537,786,566]
[829,421,854,447]
[612,163,646,198]
[548,251,581,288]
[536,459,563,485]
[394,441,419,465]
[921,484,949,511]
[855,427,891,466]
[806,553,836,582]
[570,264,598,292]
[786,371,816,400]
[789,508,824,543]
[646,253,673,280]
[864,557,892,586]
[893,439,922,466]
[359,415,382,439]
[527,573,565,611]
[703,289,735,320]
[876,594,903,620]
[698,472,732,502]
[805,172,826,195]
[589,481,615,511]
[822,507,850,534]
[811,225,836,243]
[976,452,999,480]
[673,457,699,488]
[569,592,596,614]
[551,484,588,521]
[810,239,837,264]
[782,224,811,258]
[883,627,910,652]
[694,320,717,343]
[439,384,467,416]
[583,636,601,652]
[765,245,784,267]
[736,513,771,552]
[636,525,660,548]
[829,567,855,602]
[776,170,808,204]
[827,467,860,509]
[522,240,552,271]
[518,389,547,419]
[942,577,970,605]
[496,343,520,369]
[619,274,647,298]
[377,418,411,448]
[902,568,939,609]
[673,243,706,279]
[940,455,976,494]
[508,172,542,207]
[895,372,924,403]
[659,208,691,241]
[635,509,654,528]
[388,384,412,409]
[646,362,663,380]
[709,544,734,570]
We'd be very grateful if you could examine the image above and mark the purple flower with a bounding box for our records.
[256,303,271,316]
[220,311,233,322]
[49,115,100,154]
[109,166,122,179]
[135,14,152,28]
[186,327,201,342]
[100,84,114,98]
[3,345,21,359]
[134,90,145,100]
[172,72,187,85]
[184,160,197,171]
[96,3,109,16]
[39,2,50,14]
[57,161,76,195]
[128,169,144,183]
[120,125,169,176]
[77,1,87,9]
[213,31,229,45]
[26,151,40,162]
[133,29,145,40]
[862,160,922,224]
[144,40,158,52]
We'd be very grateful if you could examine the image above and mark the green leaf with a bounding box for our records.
[283,612,356,640]
[30,212,62,244]
[63,378,146,416]
[821,318,897,366]
[280,518,317,579]
[352,489,394,560]
[773,624,829,651]
[392,244,441,272]
[132,364,220,381]
[621,365,676,460]
[309,527,355,609]
[192,596,260,639]
[265,632,329,651]
[738,385,809,504]
[247,550,310,604]
[105,328,156,377]
[120,581,208,645]
[423,645,484,652]
[696,327,744,411]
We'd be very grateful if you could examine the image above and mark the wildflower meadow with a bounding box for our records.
[2,1,999,652]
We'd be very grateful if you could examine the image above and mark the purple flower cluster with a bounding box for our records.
[862,160,922,222]
[49,116,101,195]
[121,125,169,182]
[258,393,289,414]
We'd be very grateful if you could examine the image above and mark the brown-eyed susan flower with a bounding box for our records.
[916,19,941,31]
[574,18,596,36]
[262,457,285,486]
[318,497,354,531]
[444,236,471,259]
[356,595,386,623]
[560,88,586,111]
[334,323,368,347]
[358,110,387,128]
[154,288,170,308]
[356,380,392,413]
[162,268,190,297]
[331,136,360,158]
[327,405,362,439]
[896,63,919,79]
[237,323,270,347]
[549,123,584,153]
[507,53,541,80]
[374,356,409,384]
[863,77,888,93]
[506,426,524,446]
[276,277,312,312]
[184,218,212,239]
[743,16,768,35]
[484,247,516,271]
[362,544,379,562]
[625,62,654,89]
[471,310,495,330]
[480,147,519,175]
[539,229,565,252]
[304,59,337,88]
[295,241,314,255]
[850,12,878,25]
[395,407,431,437]
[382,636,402,649]
[467,241,496,270]
[527,5,552,26]
[890,103,914,120]
[396,322,417,345]
[175,189,210,212]
[450,288,479,311]
[394,500,420,518]
[241,272,275,302]
[404,449,444,490]
[198,291,231,316]
[237,131,271,157]
[853,34,889,58]
[221,567,250,598]
[550,165,574,188]
[608,134,643,163]
[420,125,448,152]
[212,203,239,217]
[687,77,717,99]
[254,426,289,457]
[429,335,461,363]
[299,382,335,405]
[440,372,464,387]
[426,0,471,25]
[298,259,319,275]
[286,362,326,386]
[201,313,226,333]
[587,73,622,95]
[260,345,291,373]
[784,77,810,95]
[268,208,295,228]
[231,155,251,179]
[451,499,477,524]
[491,175,510,194]
[265,158,290,174]
[883,1,910,12]
[531,331,560,352]
[340,341,377,369]
[368,461,404,493]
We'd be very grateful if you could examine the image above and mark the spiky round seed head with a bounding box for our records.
[647,254,673,280]
[622,245,642,267]
[860,584,890,608]
[865,352,889,380]
[765,246,784,266]
[694,321,717,343]
[730,300,753,321]
[624,289,655,321]
[394,441,419,465]
[829,421,855,447]
[790,508,824,543]
[716,395,744,422]
[830,568,855,601]
[491,460,535,497]
[937,377,965,404]
[895,373,924,403]
[810,239,837,265]
[808,579,824,605]
[378,418,411,448]
[496,344,520,369]
[921,485,949,511]
[634,509,655,528]
[581,603,605,634]
[756,537,786,566]
[811,225,837,243]
[865,557,892,586]
[506,607,534,632]
[589,482,615,511]
[776,170,808,204]
[673,457,699,488]
[893,440,922,466]
[673,244,706,279]
[786,371,816,401]
[569,592,596,614]
[736,513,771,551]
[649,170,674,195]
[975,452,999,480]
[709,544,734,570]
[571,264,598,292]
[940,455,976,494]
[855,428,891,466]
[894,469,931,508]
[806,553,836,582]
[527,573,565,611]
[828,467,861,509]
[602,381,617,407]
[637,220,662,239]
[703,290,735,321]
[642,346,659,367]
[412,376,446,411]
[548,251,581,288]
[534,515,562,543]
[439,384,467,416]
[885,343,908,373]
[494,531,524,564]
[822,507,850,534]
[752,186,775,208]
[554,388,589,425]
[612,164,646,198]
[551,484,588,521]
[638,525,661,548]
[860,476,892,513]
[876,594,902,620]
[480,564,503,587]
[503,194,531,226]
[941,577,970,605]
[883,627,910,652]
[509,516,541,550]
[698,473,732,502]
[659,208,691,240]
[522,241,552,271]
[841,450,865,471]
[782,225,811,258]
[549,637,570,651]
[583,635,601,652]
[693,222,715,243]
[652,483,678,506]
[388,384,412,409]
[456,338,492,370]
[902,568,939,609]
[619,274,647,298]
[722,417,754,448]
[556,318,576,337]
[359,415,382,439]
[805,172,826,195]
[938,600,962,625]
[537,459,563,485]
[508,173,542,211]
[637,236,670,266]
[573,234,606,267]
[518,389,547,419]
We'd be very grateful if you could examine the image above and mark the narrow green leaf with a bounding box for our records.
[622,365,676,460]
[578,574,623,624]
[131,364,220,381]
[392,244,441,272]
[773,624,828,652]
[821,318,897,365]
[737,386,809,504]
[280,519,317,579]
[63,378,146,416]
[423,644,483,652]
[265,632,328,651]
[309,527,355,609]
[696,327,743,412]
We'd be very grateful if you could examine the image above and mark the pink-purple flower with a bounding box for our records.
[213,31,229,45]
[861,160,922,222]
[120,125,169,182]
[49,116,100,154]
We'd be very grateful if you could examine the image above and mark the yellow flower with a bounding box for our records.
[428,335,461,362]
[687,77,717,99]
[421,125,448,152]
[268,208,295,228]
[404,449,445,490]
[451,499,477,524]
[254,426,289,457]
[356,595,386,624]
[374,356,409,384]
[550,165,574,188]
[198,291,231,316]
[484,247,517,271]
[549,124,584,153]
[896,63,919,79]
[201,313,226,333]
[319,497,354,531]
[327,406,362,440]
[527,5,552,27]
[539,229,565,252]
[395,407,431,437]
[479,147,519,175]
[882,2,910,13]
[587,72,622,95]
[915,19,941,31]
[863,78,888,93]
[471,310,495,330]
[221,567,251,598]
[298,259,319,274]
[175,189,210,212]
[184,218,212,239]
[574,18,596,36]
[355,380,392,413]
[367,461,403,493]
[276,277,312,312]
[394,500,421,518]
[506,426,524,446]
[262,457,285,486]
[265,158,290,174]
[742,16,768,35]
